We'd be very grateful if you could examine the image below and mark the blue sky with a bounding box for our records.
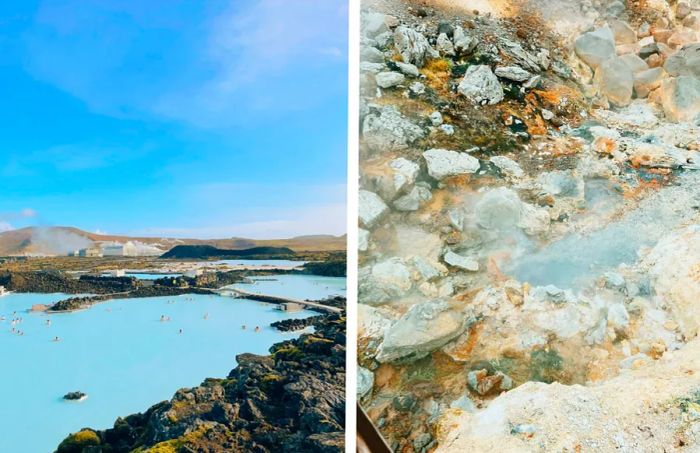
[0,0,347,239]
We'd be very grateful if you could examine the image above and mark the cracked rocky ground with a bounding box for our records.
[357,0,700,451]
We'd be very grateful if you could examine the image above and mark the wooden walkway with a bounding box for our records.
[215,287,342,313]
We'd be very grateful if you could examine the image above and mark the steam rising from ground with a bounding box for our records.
[30,227,93,256]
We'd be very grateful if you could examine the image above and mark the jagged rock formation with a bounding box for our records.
[160,245,295,260]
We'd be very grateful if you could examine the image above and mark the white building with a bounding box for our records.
[101,241,163,257]
[107,269,126,277]
[102,244,126,256]
[78,248,102,257]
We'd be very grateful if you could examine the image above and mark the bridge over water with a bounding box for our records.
[214,287,342,314]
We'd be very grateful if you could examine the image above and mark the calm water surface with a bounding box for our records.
[0,274,343,453]
[233,274,346,300]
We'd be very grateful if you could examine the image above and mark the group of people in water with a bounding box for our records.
[3,292,270,342]
[2,311,26,336]
[241,324,262,332]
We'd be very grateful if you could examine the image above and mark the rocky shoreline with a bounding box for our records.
[56,310,346,453]
[271,315,324,332]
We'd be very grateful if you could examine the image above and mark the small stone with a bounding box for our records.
[467,369,513,395]
[413,433,432,451]
[594,57,634,106]
[444,251,479,272]
[639,43,660,60]
[457,65,504,105]
[429,111,443,126]
[394,186,431,211]
[660,76,700,123]
[609,20,637,45]
[375,71,405,88]
[357,367,374,398]
[423,149,480,180]
[436,33,455,56]
[358,190,389,228]
[541,109,555,121]
[574,26,616,69]
[475,187,522,230]
[453,26,478,54]
[450,394,476,412]
[634,67,665,99]
[360,45,385,63]
[389,157,420,193]
[395,61,420,77]
[377,300,465,362]
[494,66,532,82]
[394,26,438,67]
[440,124,455,135]
[504,280,524,306]
[362,105,424,152]
[409,81,426,95]
[358,228,370,252]
[362,11,390,39]
[490,155,524,178]
[619,54,648,74]
[664,43,700,78]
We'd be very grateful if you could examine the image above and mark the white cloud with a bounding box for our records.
[0,222,14,232]
[153,0,347,126]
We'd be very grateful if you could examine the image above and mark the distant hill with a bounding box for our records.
[160,245,295,259]
[0,227,346,256]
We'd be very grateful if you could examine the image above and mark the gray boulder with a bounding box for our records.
[377,300,465,362]
[595,57,634,106]
[362,12,390,39]
[660,76,700,123]
[475,187,522,230]
[444,251,479,272]
[394,26,437,67]
[609,20,637,45]
[664,43,700,78]
[574,26,616,69]
[362,105,424,152]
[436,33,455,56]
[360,45,384,63]
[375,71,405,88]
[634,67,666,98]
[495,66,532,82]
[619,54,648,74]
[395,61,420,77]
[359,190,389,228]
[423,149,480,180]
[453,26,478,54]
[389,157,420,193]
[359,257,413,305]
[490,155,524,178]
[429,111,443,126]
[458,65,504,105]
[359,228,370,252]
[394,185,432,211]
[357,367,374,398]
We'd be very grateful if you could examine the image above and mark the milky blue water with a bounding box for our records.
[0,274,343,453]
[232,274,346,300]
